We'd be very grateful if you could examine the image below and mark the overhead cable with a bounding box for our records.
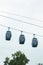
[0,11,43,23]
[0,23,43,37]
[0,15,43,29]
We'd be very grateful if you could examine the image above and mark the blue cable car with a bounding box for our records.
[32,34,38,47]
[19,31,25,44]
[6,27,12,41]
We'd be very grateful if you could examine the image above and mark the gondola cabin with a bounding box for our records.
[6,27,12,41]
[32,34,38,47]
[19,32,25,44]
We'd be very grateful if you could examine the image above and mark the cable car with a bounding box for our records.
[19,31,25,44]
[32,34,38,47]
[6,27,12,41]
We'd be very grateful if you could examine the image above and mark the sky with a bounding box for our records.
[0,0,43,65]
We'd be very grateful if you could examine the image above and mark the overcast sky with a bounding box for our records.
[0,0,43,65]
